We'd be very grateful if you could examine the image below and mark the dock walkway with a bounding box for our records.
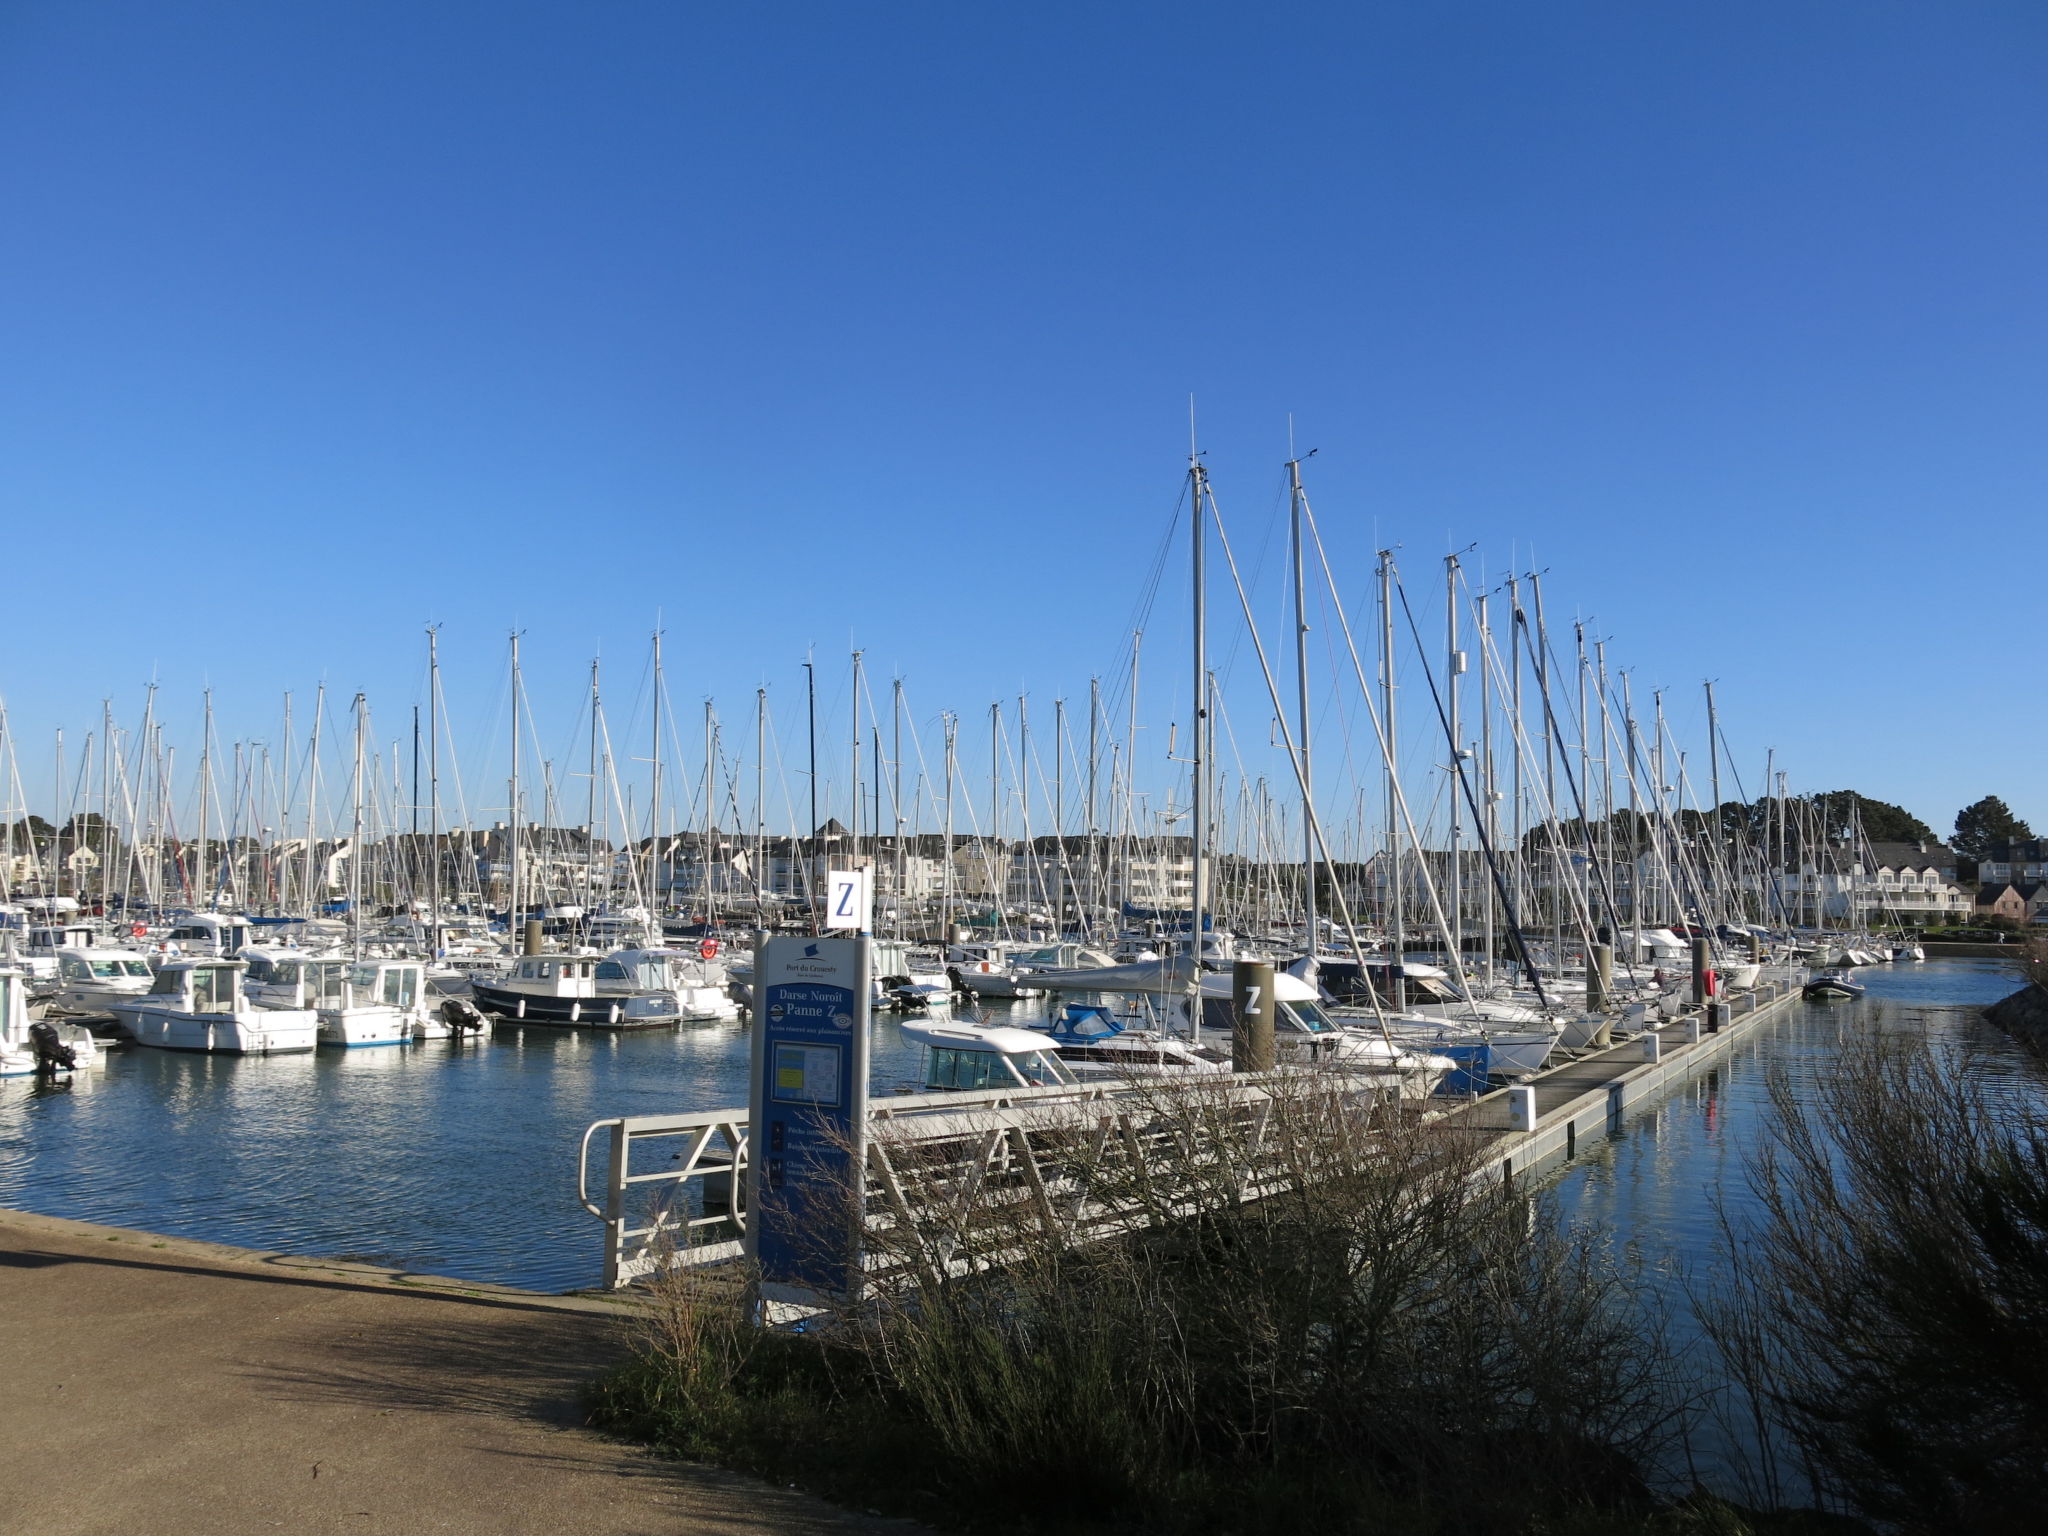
[0,1210,911,1536]
[1448,973,1805,1181]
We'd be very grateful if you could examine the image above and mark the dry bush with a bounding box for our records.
[1704,1033,2048,1532]
[831,1072,1685,1531]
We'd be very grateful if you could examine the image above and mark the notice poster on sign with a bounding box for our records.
[747,935,871,1307]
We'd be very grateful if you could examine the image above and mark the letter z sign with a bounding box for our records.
[824,869,872,931]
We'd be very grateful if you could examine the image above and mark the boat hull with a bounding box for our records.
[471,982,670,1028]
[119,1004,318,1054]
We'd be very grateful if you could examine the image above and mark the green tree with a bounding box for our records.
[1953,795,2033,860]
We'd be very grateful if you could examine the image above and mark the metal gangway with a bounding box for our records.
[577,1069,1403,1291]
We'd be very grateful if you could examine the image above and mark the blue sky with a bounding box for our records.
[1,1,2042,841]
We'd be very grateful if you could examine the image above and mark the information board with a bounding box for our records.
[747,935,871,1307]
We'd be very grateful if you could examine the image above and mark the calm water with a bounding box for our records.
[3,963,2030,1295]
[1543,956,2036,1497]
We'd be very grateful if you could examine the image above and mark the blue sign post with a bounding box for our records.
[747,935,871,1310]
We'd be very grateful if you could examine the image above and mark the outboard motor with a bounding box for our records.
[28,1020,78,1074]
[439,997,487,1036]
[877,976,928,1014]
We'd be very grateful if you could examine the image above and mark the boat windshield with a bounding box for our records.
[88,959,126,979]
[1284,1000,1338,1034]
[123,961,151,977]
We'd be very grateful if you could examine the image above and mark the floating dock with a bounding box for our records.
[1450,971,1806,1185]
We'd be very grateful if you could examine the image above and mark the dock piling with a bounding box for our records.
[1232,960,1276,1073]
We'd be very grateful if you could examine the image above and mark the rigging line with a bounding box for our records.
[1373,558,1552,1011]
[1204,485,1399,1034]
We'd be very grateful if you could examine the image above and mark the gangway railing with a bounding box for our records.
[577,1071,1355,1291]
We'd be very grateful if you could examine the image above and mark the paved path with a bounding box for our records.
[0,1211,906,1536]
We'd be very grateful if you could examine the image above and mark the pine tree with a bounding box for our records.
[1953,796,2034,861]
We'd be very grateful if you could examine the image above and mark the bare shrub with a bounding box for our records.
[1705,1032,2048,1532]
[837,1071,1684,1529]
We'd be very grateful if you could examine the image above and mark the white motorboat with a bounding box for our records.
[0,968,105,1076]
[114,959,317,1054]
[596,947,740,1023]
[899,1019,1083,1092]
[51,946,155,1014]
[317,960,443,1046]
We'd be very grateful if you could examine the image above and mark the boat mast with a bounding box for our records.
[509,632,523,939]
[302,684,324,920]
[1476,592,1496,985]
[650,631,663,916]
[428,628,442,949]
[941,711,957,941]
[1444,554,1462,976]
[1378,549,1402,1005]
[1188,450,1210,978]
[893,677,906,933]
[850,650,863,868]
[196,690,213,911]
[1288,455,1316,969]
[755,686,767,922]
[803,656,817,930]
[350,691,366,958]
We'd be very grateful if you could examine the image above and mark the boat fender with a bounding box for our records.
[516,997,527,1020]
[609,1002,621,1025]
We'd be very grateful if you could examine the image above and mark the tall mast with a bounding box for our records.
[302,684,323,918]
[1704,679,1723,913]
[941,712,957,941]
[650,631,663,912]
[803,657,817,929]
[509,632,523,934]
[1378,550,1402,1003]
[1188,451,1210,970]
[427,630,442,943]
[1053,696,1067,937]
[350,692,366,957]
[892,677,905,928]
[1444,554,1462,974]
[850,650,863,867]
[704,699,718,927]
[196,689,213,910]
[1476,592,1496,985]
[1086,677,1101,939]
[755,686,767,920]
[1289,455,1316,967]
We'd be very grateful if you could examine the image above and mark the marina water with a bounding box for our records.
[1,960,2032,1296]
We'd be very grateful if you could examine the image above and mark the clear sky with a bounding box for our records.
[1,1,2042,841]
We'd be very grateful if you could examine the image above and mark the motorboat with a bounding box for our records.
[1802,970,1865,1001]
[898,1019,1083,1092]
[159,912,257,958]
[1032,1003,1229,1077]
[1890,942,1926,963]
[595,947,740,1022]
[871,940,956,1011]
[0,967,105,1076]
[114,959,318,1053]
[943,941,1048,1000]
[50,946,155,1014]
[471,953,678,1027]
[316,959,444,1046]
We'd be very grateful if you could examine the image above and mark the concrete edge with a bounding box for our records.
[0,1206,643,1317]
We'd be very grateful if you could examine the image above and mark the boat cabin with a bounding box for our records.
[56,948,152,986]
[899,1020,1080,1091]
[28,923,97,957]
[164,913,255,957]
[143,959,252,1015]
[502,954,601,996]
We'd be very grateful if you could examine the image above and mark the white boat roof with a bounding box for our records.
[1196,971,1321,1002]
[899,1021,1059,1056]
[57,946,149,961]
